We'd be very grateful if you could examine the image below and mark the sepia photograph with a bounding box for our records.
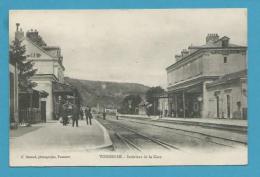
[9,9,247,166]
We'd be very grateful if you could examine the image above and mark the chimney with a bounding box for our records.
[206,33,219,44]
[181,49,189,57]
[26,29,39,41]
[26,29,38,39]
[174,54,182,62]
[188,45,196,54]
[16,23,20,31]
[221,36,230,48]
[15,23,24,41]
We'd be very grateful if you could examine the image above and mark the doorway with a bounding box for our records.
[216,96,220,118]
[227,95,231,118]
[41,101,46,122]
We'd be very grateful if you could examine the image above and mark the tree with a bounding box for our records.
[9,38,37,90]
[119,94,142,114]
[145,86,164,115]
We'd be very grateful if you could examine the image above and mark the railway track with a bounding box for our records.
[116,123,181,152]
[98,118,181,152]
[114,133,142,152]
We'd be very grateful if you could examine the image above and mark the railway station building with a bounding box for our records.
[14,24,79,121]
[166,34,247,119]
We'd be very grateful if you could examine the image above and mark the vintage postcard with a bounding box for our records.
[9,9,247,166]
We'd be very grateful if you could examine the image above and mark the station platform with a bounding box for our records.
[118,114,247,127]
[10,119,114,166]
[118,114,247,144]
[161,117,247,127]
[10,119,112,153]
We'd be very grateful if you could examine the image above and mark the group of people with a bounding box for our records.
[59,99,93,127]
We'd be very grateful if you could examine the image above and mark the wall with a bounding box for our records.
[54,62,64,83]
[203,51,247,77]
[33,61,54,75]
[24,39,56,76]
[167,57,203,86]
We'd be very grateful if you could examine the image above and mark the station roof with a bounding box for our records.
[206,69,247,88]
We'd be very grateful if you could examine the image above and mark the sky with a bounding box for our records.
[9,9,247,88]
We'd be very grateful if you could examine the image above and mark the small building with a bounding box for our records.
[166,33,247,119]
[105,108,118,115]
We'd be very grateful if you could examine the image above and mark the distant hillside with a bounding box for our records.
[64,77,150,108]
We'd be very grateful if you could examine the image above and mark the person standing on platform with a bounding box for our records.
[102,110,106,120]
[116,110,119,120]
[88,107,92,125]
[85,106,93,125]
[85,106,89,125]
[72,103,79,127]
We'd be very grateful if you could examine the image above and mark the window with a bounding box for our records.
[224,56,227,63]
[222,39,229,47]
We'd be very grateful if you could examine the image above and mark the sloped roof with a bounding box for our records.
[138,99,147,106]
[52,81,76,93]
[25,37,55,59]
[189,43,245,49]
[188,35,246,50]
[25,37,65,70]
[19,88,48,98]
[206,69,247,88]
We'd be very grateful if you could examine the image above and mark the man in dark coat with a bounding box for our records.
[85,107,92,125]
[72,104,79,127]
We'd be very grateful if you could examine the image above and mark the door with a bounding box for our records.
[216,96,220,118]
[243,107,247,120]
[41,101,46,122]
[227,95,231,118]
